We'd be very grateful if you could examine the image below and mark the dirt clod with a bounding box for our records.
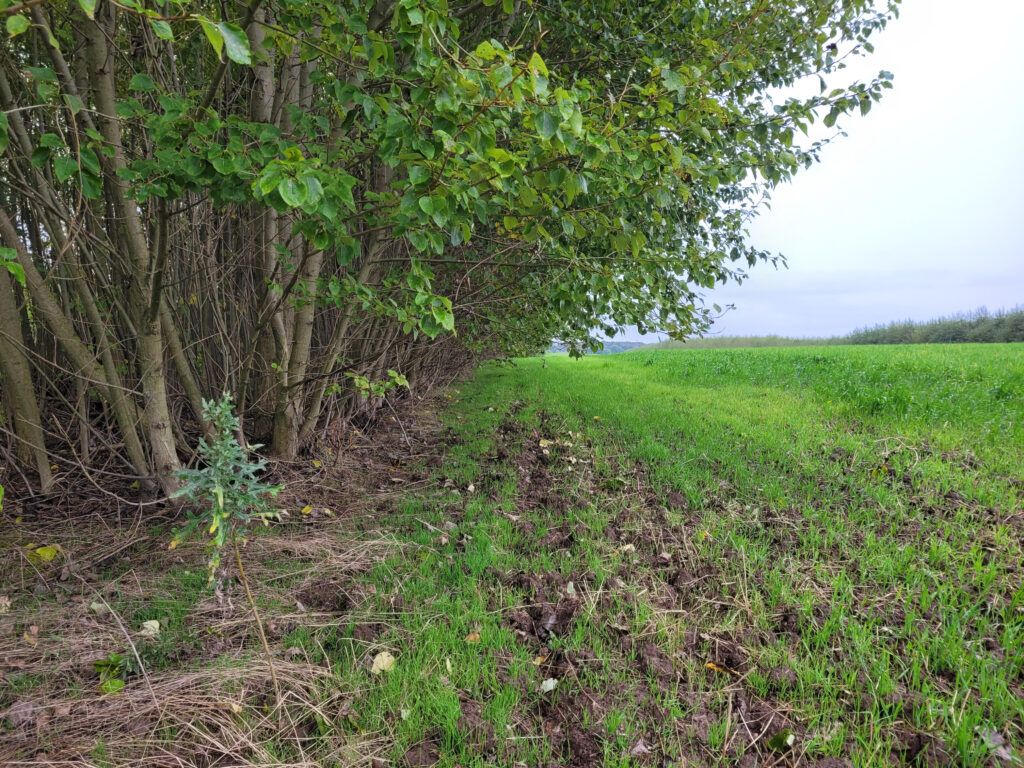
[639,642,674,680]
[402,742,440,768]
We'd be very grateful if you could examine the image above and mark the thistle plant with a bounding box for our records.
[171,393,284,707]
[170,394,282,582]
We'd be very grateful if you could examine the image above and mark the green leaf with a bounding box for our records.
[4,261,25,287]
[407,230,429,251]
[301,174,323,205]
[129,73,156,92]
[150,19,173,40]
[408,165,430,186]
[77,0,97,18]
[218,22,251,65]
[536,112,559,141]
[33,545,61,562]
[6,14,29,37]
[81,172,103,199]
[767,729,795,753]
[406,8,423,25]
[63,93,85,114]
[661,68,686,94]
[277,177,305,207]
[197,18,224,61]
[528,52,548,77]
[474,41,498,61]
[0,247,25,287]
[99,678,125,695]
[55,156,78,183]
[26,66,56,83]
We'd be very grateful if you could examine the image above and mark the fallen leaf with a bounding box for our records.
[532,653,549,665]
[138,620,160,637]
[6,700,34,727]
[978,728,1014,762]
[465,632,481,643]
[467,483,475,493]
[371,651,396,675]
[540,678,559,693]
[312,459,323,468]
[767,729,795,752]
[89,601,109,615]
[34,545,62,562]
[23,625,39,645]
[99,678,125,695]
[538,438,553,448]
[217,701,244,714]
[0,595,10,614]
[301,505,313,515]
[630,738,651,756]
[705,662,733,675]
[566,581,576,596]
[24,543,63,565]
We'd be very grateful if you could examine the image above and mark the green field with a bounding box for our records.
[3,344,1022,767]
[426,344,1024,767]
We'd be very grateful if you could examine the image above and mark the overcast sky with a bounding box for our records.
[628,0,1023,342]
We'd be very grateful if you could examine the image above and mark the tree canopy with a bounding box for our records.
[0,0,898,494]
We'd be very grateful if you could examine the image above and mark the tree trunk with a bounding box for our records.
[0,270,52,491]
[85,6,181,494]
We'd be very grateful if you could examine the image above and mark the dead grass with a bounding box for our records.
[1,398,445,766]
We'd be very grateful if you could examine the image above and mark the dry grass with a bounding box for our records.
[1,400,446,766]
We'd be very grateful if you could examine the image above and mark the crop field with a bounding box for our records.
[3,344,1022,767]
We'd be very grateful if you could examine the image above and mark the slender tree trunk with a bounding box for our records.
[0,270,53,491]
[271,245,324,459]
[0,206,154,485]
[85,7,181,494]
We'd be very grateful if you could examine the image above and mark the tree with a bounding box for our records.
[0,0,899,493]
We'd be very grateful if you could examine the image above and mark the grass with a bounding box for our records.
[2,343,1021,767]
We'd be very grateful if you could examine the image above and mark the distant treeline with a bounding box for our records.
[647,306,1024,350]
[649,335,825,350]
[844,306,1024,344]
[549,340,648,354]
